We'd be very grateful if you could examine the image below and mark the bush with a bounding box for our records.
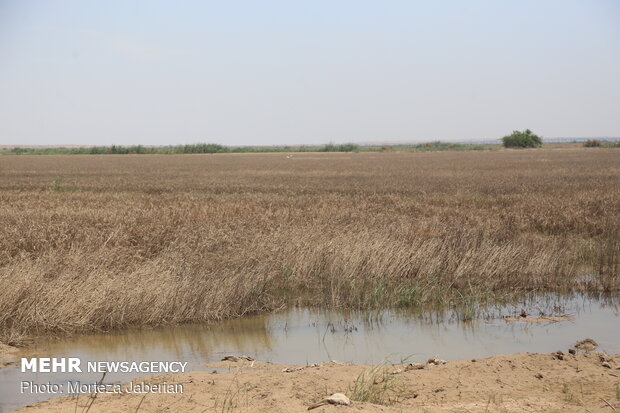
[319,143,360,152]
[176,143,229,154]
[583,140,602,147]
[501,129,542,148]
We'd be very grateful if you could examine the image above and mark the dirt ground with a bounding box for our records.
[13,352,620,413]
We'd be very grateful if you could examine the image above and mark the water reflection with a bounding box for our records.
[22,316,276,364]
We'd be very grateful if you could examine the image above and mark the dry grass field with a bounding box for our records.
[0,148,618,342]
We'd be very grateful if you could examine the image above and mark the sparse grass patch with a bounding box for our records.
[349,365,405,406]
[562,383,573,402]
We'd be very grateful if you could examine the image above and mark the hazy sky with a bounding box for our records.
[0,0,618,146]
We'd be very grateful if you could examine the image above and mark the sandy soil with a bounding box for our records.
[14,352,620,413]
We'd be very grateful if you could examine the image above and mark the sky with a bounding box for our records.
[0,0,618,146]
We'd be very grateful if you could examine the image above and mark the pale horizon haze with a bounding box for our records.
[0,0,619,146]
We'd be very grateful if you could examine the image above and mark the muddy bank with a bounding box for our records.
[0,342,18,368]
[15,352,620,412]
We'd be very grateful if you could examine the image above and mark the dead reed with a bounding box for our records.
[0,149,618,342]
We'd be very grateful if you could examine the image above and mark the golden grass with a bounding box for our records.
[0,149,618,342]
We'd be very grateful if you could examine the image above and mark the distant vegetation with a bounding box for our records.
[2,143,364,155]
[369,141,491,152]
[583,139,620,148]
[583,139,603,147]
[1,141,498,155]
[2,143,362,155]
[5,138,620,156]
[501,129,543,148]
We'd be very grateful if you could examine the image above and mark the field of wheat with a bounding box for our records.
[0,149,618,343]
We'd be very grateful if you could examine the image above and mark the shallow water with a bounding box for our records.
[1,293,618,411]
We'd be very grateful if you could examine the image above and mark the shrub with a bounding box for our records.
[583,140,602,147]
[501,129,542,148]
[176,143,229,154]
[319,143,360,152]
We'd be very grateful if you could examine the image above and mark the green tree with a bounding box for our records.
[501,129,542,148]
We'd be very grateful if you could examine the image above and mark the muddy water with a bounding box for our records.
[1,294,618,410]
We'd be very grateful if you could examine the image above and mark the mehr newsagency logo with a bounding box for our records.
[20,357,186,395]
